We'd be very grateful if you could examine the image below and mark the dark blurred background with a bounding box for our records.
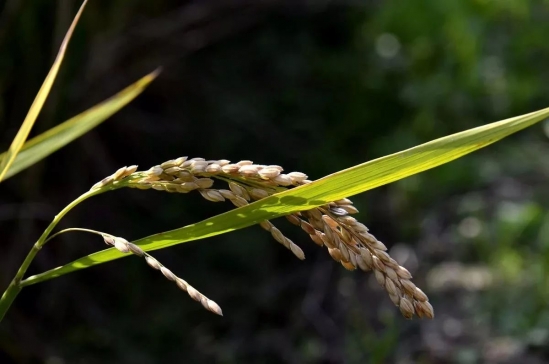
[1,0,549,363]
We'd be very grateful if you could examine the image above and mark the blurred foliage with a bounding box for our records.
[1,0,549,363]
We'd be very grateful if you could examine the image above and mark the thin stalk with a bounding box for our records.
[0,188,104,322]
[43,227,105,244]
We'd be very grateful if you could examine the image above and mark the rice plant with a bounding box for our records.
[1,0,549,327]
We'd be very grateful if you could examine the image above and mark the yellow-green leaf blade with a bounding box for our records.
[0,69,159,181]
[21,106,549,287]
[0,1,88,182]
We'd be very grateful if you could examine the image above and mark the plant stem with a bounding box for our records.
[0,189,103,322]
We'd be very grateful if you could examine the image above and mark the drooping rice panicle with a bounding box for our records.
[92,157,433,319]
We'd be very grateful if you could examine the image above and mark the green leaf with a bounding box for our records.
[21,106,549,287]
[0,1,88,182]
[0,70,159,181]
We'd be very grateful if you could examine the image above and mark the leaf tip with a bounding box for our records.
[152,67,163,78]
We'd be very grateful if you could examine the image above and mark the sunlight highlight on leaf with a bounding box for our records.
[0,0,88,182]
[0,69,160,180]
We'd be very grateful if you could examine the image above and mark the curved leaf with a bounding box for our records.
[0,70,159,181]
[0,1,88,182]
[21,106,549,286]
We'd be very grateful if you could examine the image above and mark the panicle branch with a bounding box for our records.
[102,234,222,316]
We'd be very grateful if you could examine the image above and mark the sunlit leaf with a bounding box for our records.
[21,106,549,286]
[0,1,88,182]
[0,70,159,181]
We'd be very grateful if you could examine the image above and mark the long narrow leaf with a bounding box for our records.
[0,70,159,181]
[0,1,88,182]
[21,106,549,286]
